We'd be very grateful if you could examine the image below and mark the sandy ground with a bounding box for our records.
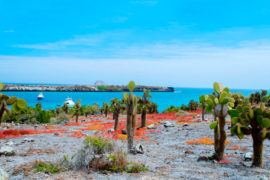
[1,114,270,180]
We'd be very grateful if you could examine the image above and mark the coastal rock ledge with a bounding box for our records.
[2,84,174,92]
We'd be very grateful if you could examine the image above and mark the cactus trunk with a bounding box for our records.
[127,94,137,151]
[141,109,146,128]
[252,131,264,167]
[213,115,226,161]
[114,112,119,130]
[75,113,79,123]
[202,104,205,121]
[0,102,5,124]
[105,109,108,117]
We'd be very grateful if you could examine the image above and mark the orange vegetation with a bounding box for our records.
[228,145,240,150]
[224,154,240,158]
[186,137,231,145]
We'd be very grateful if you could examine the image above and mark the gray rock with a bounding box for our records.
[134,144,144,154]
[0,168,9,180]
[23,138,34,142]
[147,124,156,129]
[182,123,189,127]
[258,176,268,180]
[164,121,175,127]
[121,129,127,134]
[0,146,15,156]
[244,152,252,161]
[54,132,60,136]
[5,141,14,146]
[107,129,114,133]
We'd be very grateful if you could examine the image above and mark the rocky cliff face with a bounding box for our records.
[2,85,174,92]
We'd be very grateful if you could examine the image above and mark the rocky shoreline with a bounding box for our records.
[1,113,270,179]
[2,84,174,92]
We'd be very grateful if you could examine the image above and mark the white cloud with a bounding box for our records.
[1,40,270,89]
[12,30,131,50]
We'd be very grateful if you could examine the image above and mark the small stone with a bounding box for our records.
[5,141,14,146]
[0,146,15,156]
[147,124,156,129]
[164,121,174,128]
[0,168,9,180]
[121,129,127,135]
[197,156,209,162]
[54,132,60,136]
[258,176,268,180]
[182,123,188,127]
[102,170,108,175]
[107,129,114,133]
[135,144,144,154]
[23,138,34,142]
[184,150,194,154]
[244,152,252,161]
[224,172,229,177]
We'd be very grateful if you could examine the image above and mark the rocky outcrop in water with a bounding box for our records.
[2,84,174,92]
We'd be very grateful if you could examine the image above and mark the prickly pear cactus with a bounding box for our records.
[123,81,137,152]
[229,103,270,167]
[204,82,235,161]
[101,102,109,117]
[62,103,69,114]
[0,82,27,123]
[111,98,123,130]
[199,95,208,121]
[73,99,81,123]
[138,88,152,128]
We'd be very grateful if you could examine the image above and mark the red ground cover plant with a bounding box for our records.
[0,129,68,139]
[186,137,231,145]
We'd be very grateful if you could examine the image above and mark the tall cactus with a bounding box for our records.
[73,99,81,123]
[101,102,109,117]
[62,103,69,114]
[123,81,137,152]
[111,98,123,130]
[0,83,27,124]
[138,89,152,128]
[229,103,270,167]
[199,95,208,121]
[205,82,235,161]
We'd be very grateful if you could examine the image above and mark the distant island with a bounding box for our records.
[2,83,174,92]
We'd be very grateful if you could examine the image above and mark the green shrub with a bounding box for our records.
[127,162,148,173]
[85,136,114,154]
[162,105,180,113]
[97,86,108,91]
[35,161,61,174]
[36,110,51,123]
[109,150,128,172]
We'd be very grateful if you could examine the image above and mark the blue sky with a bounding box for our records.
[1,0,270,89]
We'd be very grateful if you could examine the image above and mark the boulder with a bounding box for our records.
[131,144,144,154]
[0,168,9,180]
[0,146,15,156]
[244,152,252,161]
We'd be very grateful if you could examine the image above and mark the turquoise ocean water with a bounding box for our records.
[2,88,258,112]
